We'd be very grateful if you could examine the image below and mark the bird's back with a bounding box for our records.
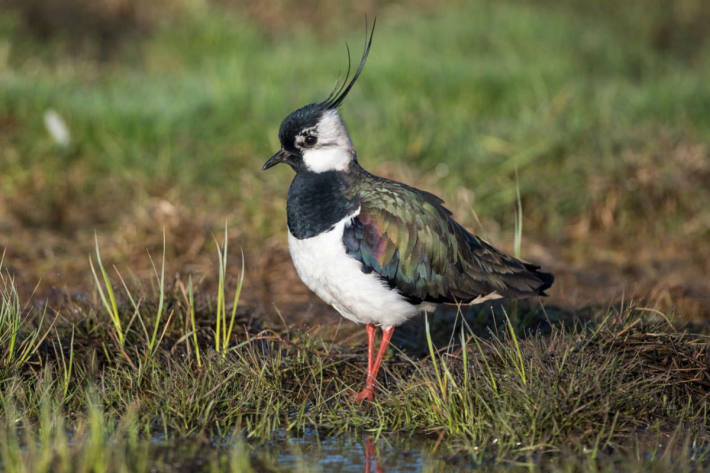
[343,166,553,305]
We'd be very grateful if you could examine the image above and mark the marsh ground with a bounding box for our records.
[1,0,709,471]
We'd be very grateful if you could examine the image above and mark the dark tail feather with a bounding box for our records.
[524,263,554,296]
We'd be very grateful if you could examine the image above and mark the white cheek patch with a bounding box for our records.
[301,109,355,173]
[302,148,353,173]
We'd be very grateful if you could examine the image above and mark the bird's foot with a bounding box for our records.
[353,387,374,402]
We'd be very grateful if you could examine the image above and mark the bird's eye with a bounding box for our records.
[304,135,317,146]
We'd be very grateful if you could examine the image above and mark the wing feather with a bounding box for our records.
[343,176,552,304]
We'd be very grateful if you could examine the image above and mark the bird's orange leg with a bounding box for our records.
[354,326,394,402]
[370,327,394,386]
[354,324,376,402]
[366,323,375,375]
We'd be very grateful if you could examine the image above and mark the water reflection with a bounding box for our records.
[251,430,430,472]
[364,438,385,473]
[150,430,468,472]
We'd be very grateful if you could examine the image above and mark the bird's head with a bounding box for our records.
[263,19,375,174]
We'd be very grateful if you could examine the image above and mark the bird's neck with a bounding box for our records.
[286,169,360,239]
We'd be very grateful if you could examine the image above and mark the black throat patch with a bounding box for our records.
[287,170,358,239]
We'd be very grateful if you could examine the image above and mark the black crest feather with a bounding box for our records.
[320,17,376,110]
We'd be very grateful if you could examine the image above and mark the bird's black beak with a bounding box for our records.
[262,148,289,170]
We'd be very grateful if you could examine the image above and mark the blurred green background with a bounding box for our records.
[1,0,709,320]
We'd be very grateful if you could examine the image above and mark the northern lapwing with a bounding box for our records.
[263,20,553,402]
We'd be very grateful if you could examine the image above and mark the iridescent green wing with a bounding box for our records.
[343,177,551,304]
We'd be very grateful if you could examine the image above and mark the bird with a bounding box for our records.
[262,20,553,402]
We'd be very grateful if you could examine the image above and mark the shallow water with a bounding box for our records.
[253,432,440,472]
[152,430,472,472]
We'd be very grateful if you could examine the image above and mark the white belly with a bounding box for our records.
[287,212,420,328]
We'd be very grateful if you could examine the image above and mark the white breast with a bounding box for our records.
[287,210,421,328]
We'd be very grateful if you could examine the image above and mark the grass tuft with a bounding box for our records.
[0,257,51,379]
[90,235,124,346]
[214,223,245,356]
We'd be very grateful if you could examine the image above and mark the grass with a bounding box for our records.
[0,254,52,379]
[213,224,245,356]
[1,0,710,470]
[1,242,709,470]
[0,397,256,473]
[1,0,709,321]
[2,0,710,243]
[90,235,125,346]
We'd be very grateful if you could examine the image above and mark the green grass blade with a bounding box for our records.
[187,276,202,368]
[225,250,245,352]
[425,313,446,402]
[148,231,167,355]
[503,308,527,385]
[91,235,124,345]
